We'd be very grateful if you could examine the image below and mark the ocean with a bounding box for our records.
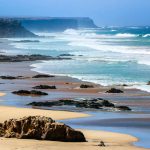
[6,26,150,92]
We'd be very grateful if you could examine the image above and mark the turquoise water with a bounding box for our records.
[6,26,150,92]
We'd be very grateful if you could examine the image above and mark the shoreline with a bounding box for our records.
[0,40,150,149]
[0,105,147,150]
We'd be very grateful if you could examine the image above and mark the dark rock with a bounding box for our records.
[33,85,56,89]
[0,76,25,80]
[0,54,72,62]
[101,100,115,107]
[12,90,48,96]
[98,141,105,147]
[147,81,150,85]
[80,84,94,88]
[0,116,86,142]
[106,88,124,93]
[14,40,40,43]
[0,76,17,80]
[116,106,131,111]
[28,98,131,111]
[59,54,75,57]
[32,74,55,78]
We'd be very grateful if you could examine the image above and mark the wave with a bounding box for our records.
[143,34,150,38]
[115,33,138,38]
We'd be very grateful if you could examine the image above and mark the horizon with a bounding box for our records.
[0,0,150,26]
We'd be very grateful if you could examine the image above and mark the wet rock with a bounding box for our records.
[12,90,48,96]
[33,85,56,89]
[80,84,94,88]
[115,106,131,111]
[0,116,86,142]
[106,88,124,93]
[32,74,55,78]
[0,76,25,80]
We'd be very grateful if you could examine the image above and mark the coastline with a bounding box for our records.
[0,62,149,149]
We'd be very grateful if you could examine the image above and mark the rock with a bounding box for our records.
[12,90,48,96]
[14,40,40,43]
[28,98,123,110]
[147,81,150,85]
[116,106,131,111]
[33,85,56,89]
[106,88,124,93]
[0,76,25,80]
[80,84,94,88]
[58,54,75,57]
[0,116,86,142]
[0,54,71,62]
[0,76,17,80]
[32,74,55,78]
[101,100,115,107]
[98,141,105,147]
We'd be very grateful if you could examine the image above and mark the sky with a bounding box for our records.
[0,0,150,26]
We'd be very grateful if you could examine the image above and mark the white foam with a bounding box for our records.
[143,34,150,38]
[115,33,138,38]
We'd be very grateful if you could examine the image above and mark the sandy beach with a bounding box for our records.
[0,105,147,150]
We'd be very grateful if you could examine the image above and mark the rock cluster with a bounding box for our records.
[0,116,86,142]
[28,98,131,111]
[12,90,48,96]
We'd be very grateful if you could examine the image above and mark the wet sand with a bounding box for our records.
[0,58,150,149]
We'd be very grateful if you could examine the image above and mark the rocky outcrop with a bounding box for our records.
[0,19,36,38]
[12,90,48,96]
[33,85,56,89]
[0,55,72,62]
[28,98,131,111]
[106,88,124,93]
[0,116,86,142]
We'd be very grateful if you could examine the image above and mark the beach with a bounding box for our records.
[0,61,149,150]
[0,105,146,150]
[0,33,150,150]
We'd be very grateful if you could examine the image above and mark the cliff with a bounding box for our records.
[0,19,37,38]
[20,17,98,32]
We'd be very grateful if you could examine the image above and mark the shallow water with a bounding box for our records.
[60,111,150,149]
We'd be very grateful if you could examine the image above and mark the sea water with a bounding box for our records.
[6,26,150,92]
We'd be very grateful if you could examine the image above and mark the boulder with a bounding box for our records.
[80,84,94,88]
[0,116,86,142]
[106,88,124,93]
[12,90,48,96]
